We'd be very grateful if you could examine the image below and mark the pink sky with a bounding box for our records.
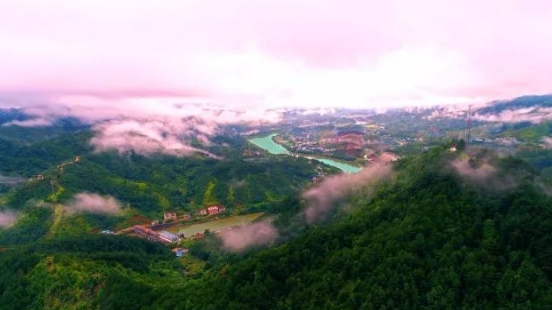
[1,0,551,110]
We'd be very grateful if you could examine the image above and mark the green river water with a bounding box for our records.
[249,134,362,173]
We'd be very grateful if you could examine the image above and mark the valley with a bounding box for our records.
[1,95,552,308]
[1,3,552,307]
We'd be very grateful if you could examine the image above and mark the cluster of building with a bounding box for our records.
[133,225,180,244]
[294,141,334,154]
[162,212,192,223]
[160,205,226,223]
[195,205,226,216]
[31,174,45,181]
[57,155,81,173]
[322,130,365,157]
[125,205,227,245]
[282,130,366,158]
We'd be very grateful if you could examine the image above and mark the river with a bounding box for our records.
[249,134,290,155]
[249,134,362,173]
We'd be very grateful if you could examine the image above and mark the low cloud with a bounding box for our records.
[217,162,394,251]
[450,155,532,191]
[1,94,284,159]
[219,219,278,252]
[474,107,552,123]
[2,117,54,127]
[90,118,221,159]
[1,94,284,125]
[542,137,552,148]
[303,163,393,223]
[451,158,496,181]
[66,193,122,215]
[425,102,487,120]
[0,175,26,185]
[0,210,17,228]
[86,102,286,159]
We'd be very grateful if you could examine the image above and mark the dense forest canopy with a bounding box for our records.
[476,95,552,115]
[2,145,552,309]
[0,125,337,245]
[3,100,552,308]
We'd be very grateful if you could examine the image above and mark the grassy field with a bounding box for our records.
[48,204,64,237]
[167,213,264,237]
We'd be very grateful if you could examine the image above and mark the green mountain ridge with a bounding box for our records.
[2,146,552,308]
[0,129,332,243]
[476,94,552,115]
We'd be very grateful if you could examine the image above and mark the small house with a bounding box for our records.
[196,208,208,216]
[207,205,226,216]
[163,212,177,222]
[191,233,205,240]
[172,248,189,257]
[158,230,179,243]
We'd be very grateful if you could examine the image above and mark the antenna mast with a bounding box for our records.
[466,105,472,156]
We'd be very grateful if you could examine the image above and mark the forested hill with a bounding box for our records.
[0,131,93,176]
[2,147,552,309]
[0,127,333,244]
[172,148,552,309]
[476,94,552,115]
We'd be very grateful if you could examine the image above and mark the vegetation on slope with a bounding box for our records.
[0,131,93,177]
[1,128,330,244]
[167,148,552,309]
[0,236,175,310]
[476,95,552,115]
[2,147,552,309]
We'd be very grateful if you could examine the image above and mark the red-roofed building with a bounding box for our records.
[196,208,208,216]
[163,212,177,222]
[207,205,226,215]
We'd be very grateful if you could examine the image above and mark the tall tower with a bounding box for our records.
[466,105,472,156]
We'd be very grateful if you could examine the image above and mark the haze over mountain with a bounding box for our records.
[1,0,551,162]
[1,0,551,113]
[2,1,552,309]
[2,144,552,309]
